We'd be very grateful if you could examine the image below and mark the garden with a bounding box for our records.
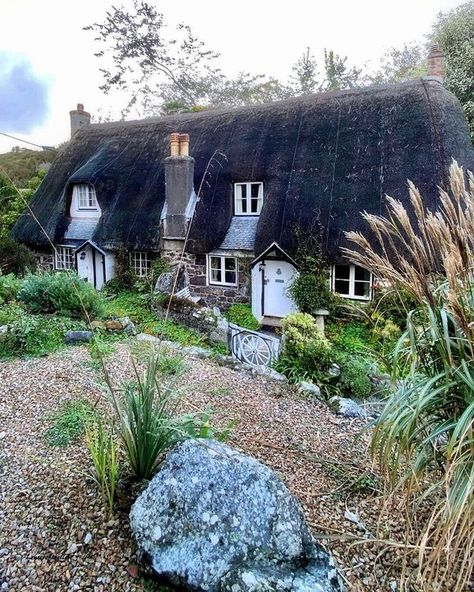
[0,163,473,591]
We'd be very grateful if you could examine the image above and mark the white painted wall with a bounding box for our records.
[70,185,102,219]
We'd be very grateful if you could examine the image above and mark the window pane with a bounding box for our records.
[335,265,350,280]
[211,269,221,282]
[354,281,370,297]
[224,258,236,271]
[240,184,247,199]
[210,257,220,270]
[251,183,260,198]
[335,279,350,294]
[355,266,370,281]
[241,198,247,213]
[225,271,236,284]
[250,198,259,213]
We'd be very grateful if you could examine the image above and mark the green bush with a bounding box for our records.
[336,354,372,400]
[327,320,371,354]
[0,238,37,276]
[0,303,84,358]
[17,272,106,319]
[224,304,260,330]
[288,270,337,314]
[276,312,332,382]
[0,274,21,302]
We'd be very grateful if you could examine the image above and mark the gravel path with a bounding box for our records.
[0,342,401,591]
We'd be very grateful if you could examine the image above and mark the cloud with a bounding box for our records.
[0,52,50,134]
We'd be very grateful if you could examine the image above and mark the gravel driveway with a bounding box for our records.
[0,342,397,591]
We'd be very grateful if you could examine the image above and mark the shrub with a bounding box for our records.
[0,238,37,276]
[277,312,332,382]
[327,320,371,354]
[155,350,186,376]
[336,354,372,400]
[85,417,120,513]
[44,399,96,447]
[288,270,336,314]
[17,272,106,319]
[0,274,21,302]
[0,303,84,358]
[225,304,260,330]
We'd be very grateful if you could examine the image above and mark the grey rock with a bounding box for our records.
[328,364,341,378]
[118,316,137,336]
[329,396,367,418]
[130,439,341,592]
[64,330,93,344]
[298,381,322,398]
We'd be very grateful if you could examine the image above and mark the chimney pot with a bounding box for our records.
[170,132,180,156]
[77,103,84,111]
[179,133,190,157]
[427,43,445,83]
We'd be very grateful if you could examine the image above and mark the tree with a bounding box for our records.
[290,47,319,94]
[321,49,362,91]
[370,42,426,84]
[85,0,290,116]
[434,1,474,142]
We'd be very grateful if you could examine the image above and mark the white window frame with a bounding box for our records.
[234,182,263,216]
[130,251,152,277]
[331,264,372,300]
[76,184,98,210]
[55,246,75,270]
[207,255,238,287]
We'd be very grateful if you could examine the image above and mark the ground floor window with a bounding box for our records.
[332,264,372,300]
[207,255,238,286]
[55,246,75,270]
[130,251,151,277]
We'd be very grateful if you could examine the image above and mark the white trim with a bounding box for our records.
[234,182,263,216]
[130,251,152,277]
[207,254,238,287]
[75,184,98,210]
[331,263,372,300]
[54,245,75,270]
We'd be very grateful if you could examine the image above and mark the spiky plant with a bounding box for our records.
[343,161,474,591]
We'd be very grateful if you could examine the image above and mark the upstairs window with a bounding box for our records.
[55,246,75,270]
[332,264,372,300]
[208,255,237,286]
[234,182,263,215]
[76,184,98,210]
[130,251,151,277]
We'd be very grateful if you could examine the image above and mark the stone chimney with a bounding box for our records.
[162,132,196,248]
[426,44,445,83]
[70,103,91,137]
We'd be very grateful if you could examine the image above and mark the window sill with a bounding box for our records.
[208,282,238,288]
[335,293,372,301]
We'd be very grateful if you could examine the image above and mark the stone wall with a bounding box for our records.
[161,250,252,311]
[33,249,54,271]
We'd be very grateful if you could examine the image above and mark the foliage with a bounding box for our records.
[112,349,223,479]
[104,250,168,295]
[0,149,56,188]
[326,320,370,355]
[44,399,96,447]
[224,304,260,331]
[179,404,235,442]
[18,272,106,320]
[345,161,474,590]
[335,354,372,400]
[154,350,186,376]
[0,303,84,358]
[435,1,474,142]
[370,42,426,84]
[86,1,363,116]
[277,313,332,383]
[88,337,116,369]
[85,417,120,513]
[0,238,37,276]
[0,274,21,303]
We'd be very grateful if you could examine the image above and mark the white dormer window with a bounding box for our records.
[234,182,263,215]
[76,184,98,210]
[332,264,373,300]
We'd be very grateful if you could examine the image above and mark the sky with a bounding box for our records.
[0,0,466,153]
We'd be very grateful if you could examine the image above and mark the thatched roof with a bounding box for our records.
[12,79,474,259]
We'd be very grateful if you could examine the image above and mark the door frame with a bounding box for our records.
[250,242,298,321]
[75,240,107,289]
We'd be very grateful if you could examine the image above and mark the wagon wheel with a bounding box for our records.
[239,333,272,367]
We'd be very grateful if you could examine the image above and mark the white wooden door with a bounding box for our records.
[76,246,94,285]
[263,260,297,318]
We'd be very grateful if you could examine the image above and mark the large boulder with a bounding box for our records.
[130,440,341,592]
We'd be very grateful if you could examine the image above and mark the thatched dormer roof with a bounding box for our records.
[12,79,474,259]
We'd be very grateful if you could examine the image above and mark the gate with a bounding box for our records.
[228,323,281,367]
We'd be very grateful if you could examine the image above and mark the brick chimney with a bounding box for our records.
[162,132,196,248]
[70,103,91,137]
[426,44,445,83]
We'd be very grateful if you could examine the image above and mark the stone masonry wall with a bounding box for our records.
[162,250,251,311]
